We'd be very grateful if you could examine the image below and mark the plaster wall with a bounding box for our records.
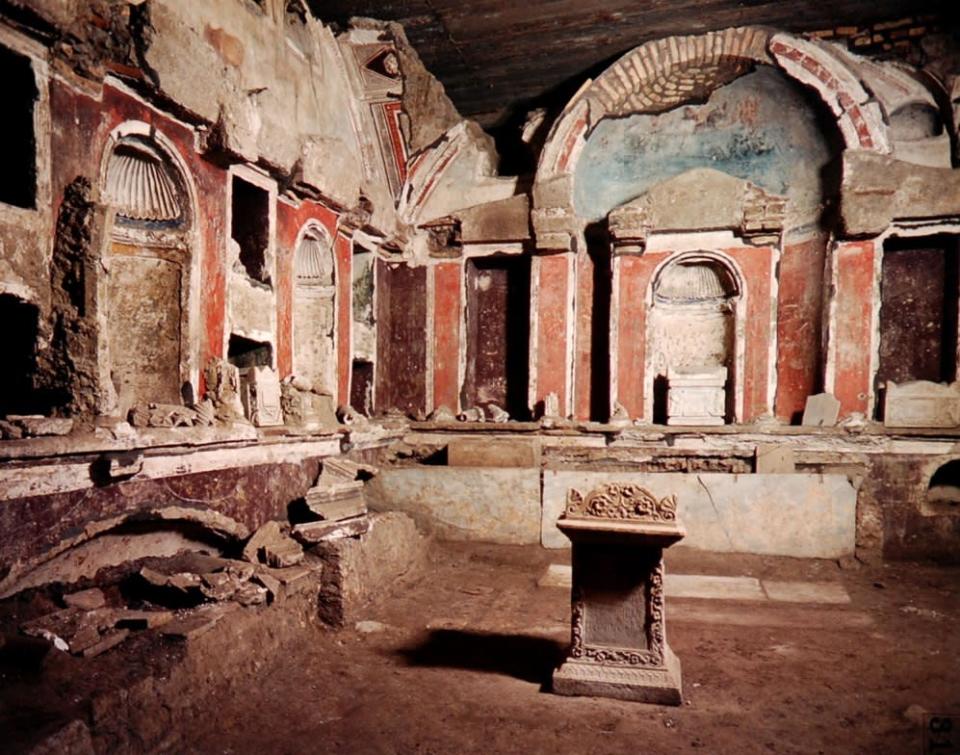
[142,0,364,208]
[828,240,877,417]
[366,467,542,545]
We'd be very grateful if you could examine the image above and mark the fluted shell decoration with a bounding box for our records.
[105,142,182,222]
[656,261,733,303]
[295,233,334,285]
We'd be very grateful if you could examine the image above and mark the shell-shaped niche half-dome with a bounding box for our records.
[655,259,738,304]
[105,140,183,223]
[295,230,335,286]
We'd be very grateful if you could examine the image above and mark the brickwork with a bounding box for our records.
[590,27,771,117]
[809,16,942,67]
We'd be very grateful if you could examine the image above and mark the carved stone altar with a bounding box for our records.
[553,483,686,705]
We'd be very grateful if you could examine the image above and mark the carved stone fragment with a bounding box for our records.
[801,393,841,427]
[427,405,456,422]
[239,366,284,427]
[204,358,246,422]
[486,403,510,423]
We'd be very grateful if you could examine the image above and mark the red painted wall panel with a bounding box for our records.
[775,238,826,422]
[616,253,662,420]
[573,253,593,420]
[833,240,875,416]
[535,254,570,412]
[335,232,352,405]
[433,261,462,411]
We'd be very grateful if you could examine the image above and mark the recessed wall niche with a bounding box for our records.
[102,131,193,416]
[877,235,960,407]
[231,175,271,286]
[293,224,337,395]
[0,294,40,415]
[649,256,739,424]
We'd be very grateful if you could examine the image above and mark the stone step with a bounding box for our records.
[537,563,851,605]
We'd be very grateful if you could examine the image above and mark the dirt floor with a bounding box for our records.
[4,540,960,754]
[165,542,957,755]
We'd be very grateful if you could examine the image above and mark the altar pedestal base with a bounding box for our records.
[554,645,682,705]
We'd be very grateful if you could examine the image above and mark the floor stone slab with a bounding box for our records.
[538,564,853,606]
[762,580,851,604]
[666,574,766,601]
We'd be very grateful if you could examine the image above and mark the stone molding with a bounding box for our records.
[840,151,960,237]
[768,34,890,154]
[531,206,580,253]
[606,172,786,251]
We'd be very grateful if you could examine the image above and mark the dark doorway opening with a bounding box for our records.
[0,294,40,415]
[588,236,611,422]
[231,177,270,285]
[351,359,374,416]
[375,262,427,416]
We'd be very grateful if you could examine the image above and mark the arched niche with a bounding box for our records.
[292,222,337,395]
[535,28,888,198]
[647,252,744,424]
[925,459,960,517]
[99,122,198,416]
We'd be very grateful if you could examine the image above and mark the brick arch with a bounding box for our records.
[535,27,889,203]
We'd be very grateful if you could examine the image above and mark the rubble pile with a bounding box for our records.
[11,459,380,659]
[293,458,376,544]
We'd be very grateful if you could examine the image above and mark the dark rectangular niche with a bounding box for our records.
[0,44,38,209]
[462,255,530,420]
[231,176,271,286]
[0,294,41,414]
[878,235,959,388]
[350,359,374,415]
[375,262,427,416]
[228,334,273,369]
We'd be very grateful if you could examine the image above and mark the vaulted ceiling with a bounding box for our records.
[313,0,952,126]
